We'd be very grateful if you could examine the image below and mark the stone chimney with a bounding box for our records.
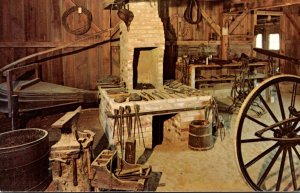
[119,0,165,90]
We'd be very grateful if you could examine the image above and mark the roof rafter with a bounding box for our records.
[228,0,300,13]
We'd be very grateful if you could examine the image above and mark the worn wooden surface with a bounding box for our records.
[0,0,120,90]
[281,5,300,75]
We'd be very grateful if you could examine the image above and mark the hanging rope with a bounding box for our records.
[62,6,93,35]
[184,0,202,24]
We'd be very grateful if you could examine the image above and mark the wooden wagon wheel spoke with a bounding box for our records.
[275,83,286,121]
[292,146,300,160]
[245,143,279,169]
[258,94,281,128]
[235,74,300,191]
[275,147,287,191]
[245,114,269,128]
[287,147,297,190]
[290,83,298,117]
[257,146,283,188]
[293,121,300,132]
[241,138,273,143]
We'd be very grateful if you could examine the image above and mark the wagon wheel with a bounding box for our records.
[235,74,300,191]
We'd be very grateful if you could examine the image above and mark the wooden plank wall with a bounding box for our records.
[168,0,224,42]
[1,0,300,89]
[281,5,300,75]
[0,0,120,90]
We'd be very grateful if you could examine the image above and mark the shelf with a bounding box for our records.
[195,73,266,82]
[166,40,221,46]
[190,62,267,69]
[175,61,268,89]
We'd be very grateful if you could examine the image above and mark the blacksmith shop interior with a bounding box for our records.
[1,0,300,192]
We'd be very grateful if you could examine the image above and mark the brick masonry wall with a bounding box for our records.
[163,110,206,143]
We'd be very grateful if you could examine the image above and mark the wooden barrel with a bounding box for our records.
[188,120,214,151]
[0,128,51,191]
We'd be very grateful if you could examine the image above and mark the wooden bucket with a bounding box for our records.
[0,128,51,191]
[188,120,213,151]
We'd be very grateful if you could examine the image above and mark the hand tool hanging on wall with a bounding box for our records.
[113,109,119,138]
[184,0,202,24]
[205,97,225,141]
[125,106,136,164]
[114,106,125,162]
[125,106,132,137]
[133,104,145,147]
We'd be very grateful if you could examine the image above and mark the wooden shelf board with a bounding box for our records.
[195,73,266,82]
[166,40,221,46]
[190,62,267,68]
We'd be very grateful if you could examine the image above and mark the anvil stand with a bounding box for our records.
[50,106,95,191]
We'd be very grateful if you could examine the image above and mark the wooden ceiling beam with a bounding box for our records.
[228,0,300,13]
[228,10,249,34]
[200,8,222,36]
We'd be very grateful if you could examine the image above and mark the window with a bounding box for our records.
[269,33,280,50]
[255,34,263,48]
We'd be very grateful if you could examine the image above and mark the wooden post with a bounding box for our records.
[279,11,286,73]
[221,26,229,60]
[11,95,19,130]
[189,65,196,89]
[34,63,40,79]
[72,157,78,186]
[6,70,13,118]
[252,10,257,57]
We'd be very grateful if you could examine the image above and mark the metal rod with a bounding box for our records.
[106,106,206,119]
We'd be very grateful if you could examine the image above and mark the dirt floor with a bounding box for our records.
[139,110,253,192]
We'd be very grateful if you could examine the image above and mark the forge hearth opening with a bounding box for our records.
[132,47,159,89]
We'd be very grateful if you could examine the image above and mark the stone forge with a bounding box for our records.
[99,87,212,149]
[99,0,212,151]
